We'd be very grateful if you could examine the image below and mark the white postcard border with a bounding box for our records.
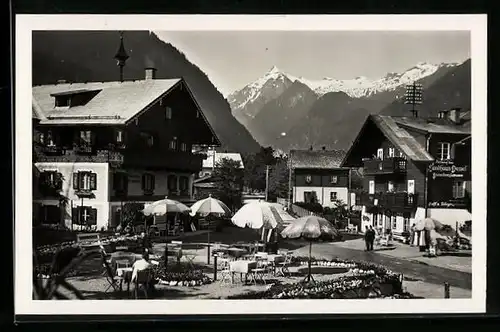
[15,14,487,315]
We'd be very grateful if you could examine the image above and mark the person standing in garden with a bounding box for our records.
[368,226,376,251]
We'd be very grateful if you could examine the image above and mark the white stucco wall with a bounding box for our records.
[293,186,349,208]
[34,162,110,230]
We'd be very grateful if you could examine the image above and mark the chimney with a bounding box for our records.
[145,67,157,80]
[448,108,461,124]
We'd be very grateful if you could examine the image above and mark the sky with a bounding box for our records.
[154,31,470,96]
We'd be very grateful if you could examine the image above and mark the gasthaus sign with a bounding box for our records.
[428,160,469,180]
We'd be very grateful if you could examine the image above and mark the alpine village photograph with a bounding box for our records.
[32,30,472,301]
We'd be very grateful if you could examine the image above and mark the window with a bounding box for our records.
[330,175,338,184]
[378,214,383,227]
[46,131,56,146]
[38,205,60,224]
[403,216,410,232]
[437,142,451,160]
[165,107,173,119]
[453,180,466,198]
[180,176,189,193]
[407,180,415,194]
[369,180,375,194]
[72,206,97,226]
[305,175,312,184]
[169,140,177,150]
[55,96,70,107]
[168,175,178,192]
[140,132,155,147]
[73,172,97,191]
[196,110,200,118]
[141,173,155,194]
[388,147,395,158]
[377,148,384,160]
[387,181,394,192]
[391,216,397,230]
[113,172,128,193]
[116,130,124,143]
[180,142,188,152]
[304,191,317,204]
[40,171,63,190]
[399,150,404,158]
[80,130,92,144]
[330,191,338,202]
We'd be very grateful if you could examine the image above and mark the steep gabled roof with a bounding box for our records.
[289,149,346,169]
[32,79,181,125]
[392,116,471,135]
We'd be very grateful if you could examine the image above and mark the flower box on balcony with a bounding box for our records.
[75,189,95,198]
[74,144,94,155]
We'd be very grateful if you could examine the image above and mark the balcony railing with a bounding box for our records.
[74,143,94,155]
[355,191,418,210]
[42,145,64,156]
[363,157,407,175]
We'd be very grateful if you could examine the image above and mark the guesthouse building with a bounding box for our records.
[289,149,351,208]
[32,37,220,230]
[341,109,471,238]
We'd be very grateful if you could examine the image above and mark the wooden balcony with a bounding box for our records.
[34,145,204,173]
[363,157,407,175]
[355,191,418,210]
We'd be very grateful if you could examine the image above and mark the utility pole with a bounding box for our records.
[265,165,270,201]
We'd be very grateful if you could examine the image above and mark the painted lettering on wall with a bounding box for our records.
[428,160,469,180]
[428,201,467,208]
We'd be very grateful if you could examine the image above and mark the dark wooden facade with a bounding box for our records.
[293,168,350,188]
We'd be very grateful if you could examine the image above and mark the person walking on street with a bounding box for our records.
[368,226,376,251]
[410,223,416,246]
[364,226,371,251]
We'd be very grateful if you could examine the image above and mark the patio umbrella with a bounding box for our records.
[142,196,190,269]
[414,218,444,231]
[231,201,284,241]
[142,197,191,216]
[189,194,231,217]
[189,194,231,264]
[280,214,339,283]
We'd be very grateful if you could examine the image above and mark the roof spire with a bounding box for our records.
[114,31,129,82]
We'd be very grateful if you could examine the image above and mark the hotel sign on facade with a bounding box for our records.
[428,160,470,180]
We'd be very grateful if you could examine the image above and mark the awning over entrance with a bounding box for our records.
[428,208,472,227]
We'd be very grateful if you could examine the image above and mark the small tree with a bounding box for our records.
[121,203,145,228]
[212,157,244,212]
[323,198,351,229]
[267,157,289,201]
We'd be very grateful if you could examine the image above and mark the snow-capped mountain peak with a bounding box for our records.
[267,65,280,74]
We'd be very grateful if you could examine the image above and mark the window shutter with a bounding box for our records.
[123,175,129,194]
[112,173,118,190]
[73,172,79,190]
[90,173,97,190]
[72,207,79,225]
[152,174,156,190]
[90,208,98,226]
[141,174,146,190]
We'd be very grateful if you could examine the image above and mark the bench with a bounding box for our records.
[76,233,101,250]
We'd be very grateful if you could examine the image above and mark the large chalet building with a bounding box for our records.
[289,149,351,208]
[32,36,220,230]
[341,109,471,238]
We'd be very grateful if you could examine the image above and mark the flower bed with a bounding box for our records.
[153,261,212,287]
[228,257,410,299]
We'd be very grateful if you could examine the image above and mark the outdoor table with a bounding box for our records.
[227,247,247,259]
[110,252,140,269]
[229,260,257,283]
[266,254,284,263]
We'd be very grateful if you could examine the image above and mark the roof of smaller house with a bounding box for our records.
[32,79,181,125]
[203,151,244,169]
[372,115,434,162]
[289,149,346,169]
[392,116,471,135]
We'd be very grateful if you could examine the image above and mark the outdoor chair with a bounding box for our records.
[276,253,292,277]
[133,269,153,299]
[101,252,122,293]
[248,260,267,285]
[218,260,232,285]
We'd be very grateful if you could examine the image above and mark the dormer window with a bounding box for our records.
[55,96,70,107]
[165,107,172,120]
